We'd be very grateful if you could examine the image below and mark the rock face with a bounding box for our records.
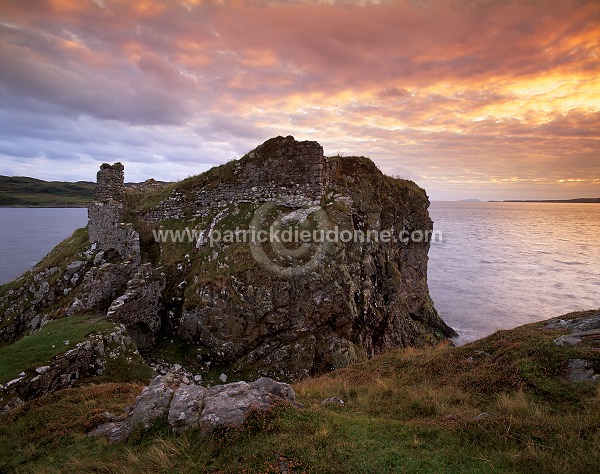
[106,263,166,351]
[89,374,297,442]
[550,312,600,348]
[144,136,456,380]
[546,311,600,383]
[0,135,455,385]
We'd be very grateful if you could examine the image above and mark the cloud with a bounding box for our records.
[0,0,598,199]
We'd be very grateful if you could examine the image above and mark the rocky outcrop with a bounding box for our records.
[0,243,93,343]
[566,359,599,383]
[98,136,454,381]
[549,311,600,348]
[545,311,600,383]
[149,137,456,381]
[0,325,141,412]
[89,374,297,442]
[107,263,166,350]
[0,135,455,387]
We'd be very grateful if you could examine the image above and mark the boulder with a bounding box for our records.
[89,375,297,442]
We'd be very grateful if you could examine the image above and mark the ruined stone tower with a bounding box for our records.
[93,162,125,201]
[88,162,140,261]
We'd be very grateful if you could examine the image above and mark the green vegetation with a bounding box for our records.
[0,314,116,384]
[124,181,177,212]
[388,175,426,195]
[0,384,143,470]
[0,227,91,334]
[0,310,598,472]
[0,175,95,207]
[149,333,205,374]
[167,160,239,200]
[35,227,90,273]
[97,350,155,385]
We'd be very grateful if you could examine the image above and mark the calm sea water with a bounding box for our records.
[429,202,600,344]
[0,208,88,284]
[0,204,598,344]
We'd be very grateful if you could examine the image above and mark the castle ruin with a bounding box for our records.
[88,162,140,261]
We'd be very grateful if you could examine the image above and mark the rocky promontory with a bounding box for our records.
[0,136,454,398]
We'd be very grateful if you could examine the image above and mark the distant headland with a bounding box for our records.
[490,198,600,203]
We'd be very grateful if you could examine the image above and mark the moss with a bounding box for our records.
[170,160,240,197]
[216,203,254,231]
[147,332,206,374]
[386,175,426,196]
[98,351,154,385]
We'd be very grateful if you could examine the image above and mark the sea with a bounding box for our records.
[0,203,598,344]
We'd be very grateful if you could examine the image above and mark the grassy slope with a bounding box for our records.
[0,227,91,337]
[0,176,95,207]
[0,314,116,384]
[1,310,598,473]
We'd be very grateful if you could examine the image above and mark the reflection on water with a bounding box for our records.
[428,202,600,344]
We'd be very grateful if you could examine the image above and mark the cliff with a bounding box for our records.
[0,136,454,387]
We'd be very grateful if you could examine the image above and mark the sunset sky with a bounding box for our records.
[0,0,598,200]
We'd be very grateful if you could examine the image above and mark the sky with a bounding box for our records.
[0,0,598,201]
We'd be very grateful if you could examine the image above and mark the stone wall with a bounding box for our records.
[94,162,125,201]
[88,163,140,261]
[141,136,338,223]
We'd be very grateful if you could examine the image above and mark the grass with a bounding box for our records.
[124,181,178,212]
[33,227,90,274]
[0,310,598,472]
[0,383,142,471]
[0,227,91,336]
[0,313,116,384]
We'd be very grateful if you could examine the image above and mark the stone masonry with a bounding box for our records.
[88,162,140,261]
[141,136,337,223]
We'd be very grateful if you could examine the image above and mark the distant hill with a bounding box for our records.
[502,198,600,203]
[0,175,96,207]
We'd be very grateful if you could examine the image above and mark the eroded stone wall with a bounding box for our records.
[141,136,338,223]
[88,162,140,261]
[94,162,125,201]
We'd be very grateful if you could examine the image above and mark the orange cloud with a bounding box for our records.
[0,0,598,199]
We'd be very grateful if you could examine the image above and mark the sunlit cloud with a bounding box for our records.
[0,0,598,200]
